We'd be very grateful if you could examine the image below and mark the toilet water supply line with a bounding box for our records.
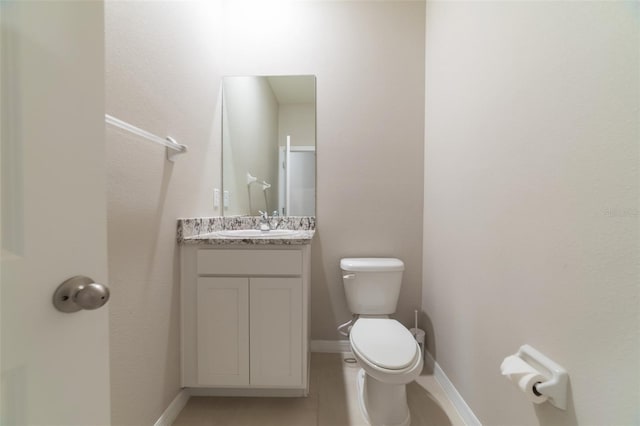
[337,314,359,337]
[338,315,359,364]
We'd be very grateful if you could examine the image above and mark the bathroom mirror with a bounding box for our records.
[222,75,316,217]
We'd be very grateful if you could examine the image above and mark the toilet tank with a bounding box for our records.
[341,258,404,315]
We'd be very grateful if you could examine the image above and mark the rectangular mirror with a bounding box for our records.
[222,75,316,217]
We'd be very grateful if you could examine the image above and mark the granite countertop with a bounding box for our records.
[177,216,315,246]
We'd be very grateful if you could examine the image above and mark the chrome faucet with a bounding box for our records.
[270,210,280,230]
[258,211,270,231]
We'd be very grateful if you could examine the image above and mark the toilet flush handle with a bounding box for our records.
[343,273,356,280]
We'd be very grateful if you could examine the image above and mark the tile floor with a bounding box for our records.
[173,353,465,426]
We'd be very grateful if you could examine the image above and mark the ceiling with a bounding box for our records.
[267,75,315,104]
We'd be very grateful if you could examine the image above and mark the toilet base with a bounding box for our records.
[356,369,411,426]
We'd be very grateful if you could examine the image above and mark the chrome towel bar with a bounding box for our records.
[105,114,187,162]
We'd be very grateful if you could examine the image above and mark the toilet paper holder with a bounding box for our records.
[516,344,569,410]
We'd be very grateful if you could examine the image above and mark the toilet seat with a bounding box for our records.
[350,318,420,372]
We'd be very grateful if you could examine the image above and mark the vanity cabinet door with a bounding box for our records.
[249,278,303,387]
[197,277,249,386]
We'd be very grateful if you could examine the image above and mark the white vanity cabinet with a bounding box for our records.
[181,245,310,396]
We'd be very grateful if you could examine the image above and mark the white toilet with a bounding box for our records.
[341,258,423,426]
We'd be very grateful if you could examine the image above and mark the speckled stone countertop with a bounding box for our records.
[177,216,315,246]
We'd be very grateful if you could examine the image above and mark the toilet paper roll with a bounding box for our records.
[500,355,548,404]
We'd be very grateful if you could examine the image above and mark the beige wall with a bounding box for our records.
[106,1,424,423]
[220,0,426,339]
[423,2,639,425]
[106,1,222,424]
[279,103,316,148]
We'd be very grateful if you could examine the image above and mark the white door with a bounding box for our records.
[1,2,110,425]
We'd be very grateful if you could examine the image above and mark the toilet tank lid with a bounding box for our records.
[340,258,404,272]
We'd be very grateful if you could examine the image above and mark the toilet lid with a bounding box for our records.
[350,318,418,370]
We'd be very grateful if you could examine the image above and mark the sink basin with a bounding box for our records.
[210,229,300,238]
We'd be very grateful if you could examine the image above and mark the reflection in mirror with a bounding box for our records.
[222,75,316,217]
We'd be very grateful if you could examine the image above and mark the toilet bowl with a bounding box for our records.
[349,318,423,426]
[340,258,423,426]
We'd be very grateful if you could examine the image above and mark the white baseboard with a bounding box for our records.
[310,339,351,353]
[426,351,481,426]
[188,387,307,397]
[153,388,190,426]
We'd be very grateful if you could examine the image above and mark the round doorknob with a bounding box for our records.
[75,282,110,310]
[53,276,110,313]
